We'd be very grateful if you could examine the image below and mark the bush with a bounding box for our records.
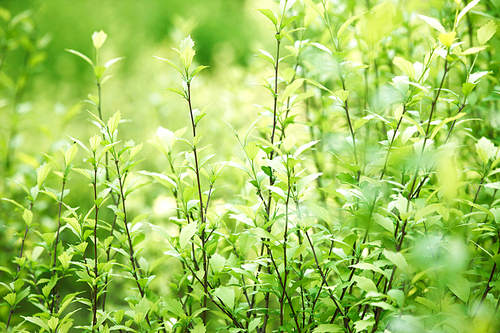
[1,0,500,332]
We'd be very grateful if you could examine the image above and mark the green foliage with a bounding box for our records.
[1,0,500,333]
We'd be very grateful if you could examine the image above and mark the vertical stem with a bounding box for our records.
[92,167,99,330]
[185,82,208,324]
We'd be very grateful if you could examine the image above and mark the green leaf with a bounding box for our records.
[477,21,497,45]
[148,223,172,242]
[456,0,479,27]
[313,324,343,332]
[257,49,275,65]
[179,222,197,249]
[417,14,446,34]
[282,78,304,101]
[297,172,321,193]
[309,202,331,224]
[154,56,183,74]
[257,8,277,26]
[302,0,323,18]
[92,30,107,50]
[249,227,277,241]
[461,46,488,55]
[104,56,125,69]
[23,316,50,331]
[439,31,456,48]
[353,275,378,293]
[210,253,226,273]
[213,286,235,309]
[179,35,196,69]
[384,250,409,273]
[393,56,415,80]
[447,275,470,302]
[373,213,394,234]
[192,321,206,333]
[337,15,359,39]
[66,49,94,66]
[191,65,209,77]
[4,293,16,306]
[354,320,375,332]
[164,298,185,317]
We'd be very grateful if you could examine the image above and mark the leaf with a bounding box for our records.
[309,202,331,224]
[393,56,415,80]
[294,140,319,158]
[92,30,107,50]
[353,276,378,293]
[311,42,332,56]
[249,227,277,241]
[213,286,235,309]
[192,321,206,333]
[313,324,343,332]
[66,49,94,66]
[179,222,197,249]
[164,298,185,317]
[477,21,497,45]
[415,203,443,222]
[447,275,470,302]
[104,56,125,69]
[210,253,226,273]
[373,213,394,234]
[439,31,456,48]
[384,250,409,273]
[302,0,323,17]
[469,71,490,84]
[154,56,183,74]
[297,172,322,193]
[461,46,488,55]
[23,316,50,331]
[456,0,480,27]
[337,15,359,39]
[257,49,275,65]
[191,65,209,77]
[350,263,388,278]
[417,14,446,34]
[257,8,277,26]
[282,78,304,101]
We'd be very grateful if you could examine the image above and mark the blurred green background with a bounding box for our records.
[0,0,275,172]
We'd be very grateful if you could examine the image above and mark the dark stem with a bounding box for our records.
[186,82,208,324]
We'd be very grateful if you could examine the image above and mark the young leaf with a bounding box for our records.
[477,21,497,45]
[92,30,107,50]
[417,14,446,34]
[257,8,277,26]
[179,222,197,249]
[456,0,479,27]
[337,15,359,39]
[446,275,470,302]
[213,286,235,309]
[66,49,94,67]
[393,56,415,80]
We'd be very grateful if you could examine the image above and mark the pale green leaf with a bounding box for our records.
[447,275,470,302]
[213,286,235,309]
[417,14,446,34]
[66,49,94,66]
[353,275,378,293]
[179,222,197,249]
[257,8,277,26]
[477,21,497,45]
[393,56,415,80]
[384,250,409,273]
[456,0,480,27]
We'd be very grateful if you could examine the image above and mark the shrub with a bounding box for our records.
[1,1,500,332]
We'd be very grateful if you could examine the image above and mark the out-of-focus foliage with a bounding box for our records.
[1,0,500,332]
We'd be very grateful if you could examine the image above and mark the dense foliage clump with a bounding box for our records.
[1,0,500,332]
